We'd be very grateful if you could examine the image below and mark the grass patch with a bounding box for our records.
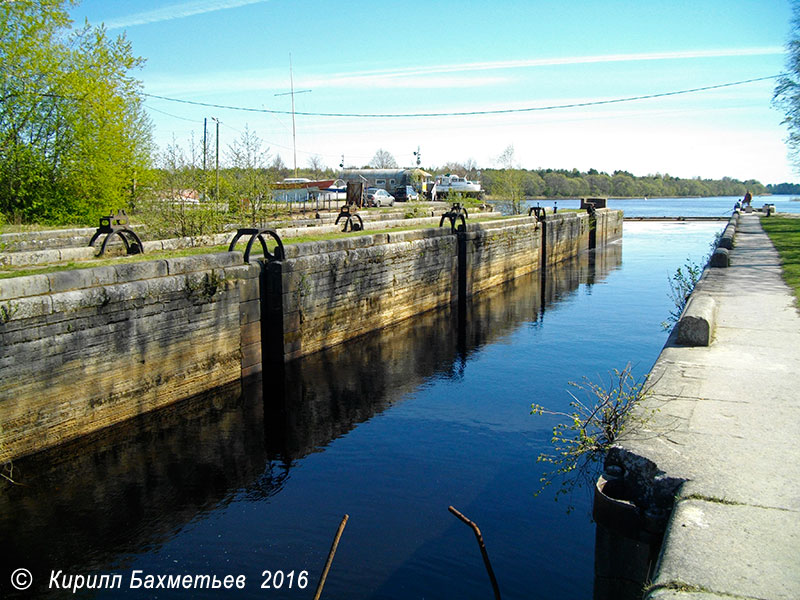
[760,215,800,304]
[682,493,741,505]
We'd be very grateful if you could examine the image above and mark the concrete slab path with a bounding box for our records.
[618,214,800,600]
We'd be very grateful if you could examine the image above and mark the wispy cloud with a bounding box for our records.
[145,46,783,96]
[104,0,269,30]
[330,46,785,80]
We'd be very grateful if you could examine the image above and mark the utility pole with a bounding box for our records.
[203,117,208,200]
[212,117,220,201]
[275,53,311,178]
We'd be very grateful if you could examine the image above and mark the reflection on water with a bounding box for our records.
[1,224,716,599]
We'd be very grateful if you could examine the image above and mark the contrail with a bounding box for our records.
[104,0,269,29]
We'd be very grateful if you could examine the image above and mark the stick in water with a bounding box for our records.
[448,506,501,600]
[313,514,349,600]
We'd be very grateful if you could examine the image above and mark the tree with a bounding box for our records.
[775,1,800,171]
[495,145,525,213]
[270,154,288,179]
[307,154,325,179]
[369,148,398,169]
[543,172,571,197]
[0,0,153,224]
[227,125,271,224]
[611,172,638,197]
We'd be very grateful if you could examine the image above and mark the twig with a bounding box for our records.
[312,514,348,600]
[448,506,501,600]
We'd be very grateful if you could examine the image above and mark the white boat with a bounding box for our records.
[433,174,483,198]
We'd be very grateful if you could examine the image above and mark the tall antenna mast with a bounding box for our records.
[275,53,311,178]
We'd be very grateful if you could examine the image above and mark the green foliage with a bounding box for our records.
[494,145,525,213]
[226,125,274,225]
[404,202,429,218]
[774,1,800,172]
[531,364,652,511]
[480,166,766,199]
[136,136,228,238]
[662,230,722,328]
[663,259,703,328]
[0,0,153,225]
[767,182,800,194]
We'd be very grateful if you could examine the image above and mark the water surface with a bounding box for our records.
[3,220,724,599]
[524,194,800,217]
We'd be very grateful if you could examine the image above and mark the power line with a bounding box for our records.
[145,104,203,123]
[143,74,781,119]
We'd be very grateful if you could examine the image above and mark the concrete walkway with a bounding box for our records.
[618,214,800,600]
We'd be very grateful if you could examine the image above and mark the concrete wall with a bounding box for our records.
[594,208,624,247]
[268,210,621,362]
[461,216,542,297]
[264,228,460,362]
[0,210,621,460]
[544,211,590,265]
[0,253,261,462]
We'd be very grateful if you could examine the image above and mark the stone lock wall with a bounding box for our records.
[264,228,460,362]
[593,208,624,247]
[0,210,622,460]
[460,216,543,297]
[543,212,590,265]
[267,212,622,362]
[0,253,261,462]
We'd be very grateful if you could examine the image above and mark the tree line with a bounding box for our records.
[0,1,793,228]
[479,168,767,199]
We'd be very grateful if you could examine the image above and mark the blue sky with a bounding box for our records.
[70,0,796,183]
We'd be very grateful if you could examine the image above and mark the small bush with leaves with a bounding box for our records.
[663,259,703,328]
[663,231,722,329]
[531,363,652,511]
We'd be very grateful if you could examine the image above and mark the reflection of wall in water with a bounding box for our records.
[265,238,623,462]
[0,380,273,598]
[541,241,622,308]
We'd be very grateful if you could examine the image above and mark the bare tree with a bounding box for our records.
[308,154,325,179]
[774,1,800,171]
[369,148,398,169]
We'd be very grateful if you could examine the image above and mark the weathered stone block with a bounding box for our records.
[58,247,98,262]
[113,260,169,283]
[710,248,730,268]
[676,295,717,346]
[47,267,109,294]
[0,274,51,300]
[239,299,261,325]
[0,294,54,323]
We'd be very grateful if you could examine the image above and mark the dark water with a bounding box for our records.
[2,220,724,599]
[523,194,800,217]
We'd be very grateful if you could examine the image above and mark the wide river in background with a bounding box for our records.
[524,193,800,217]
[2,199,760,599]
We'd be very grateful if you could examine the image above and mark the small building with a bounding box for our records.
[340,169,431,196]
